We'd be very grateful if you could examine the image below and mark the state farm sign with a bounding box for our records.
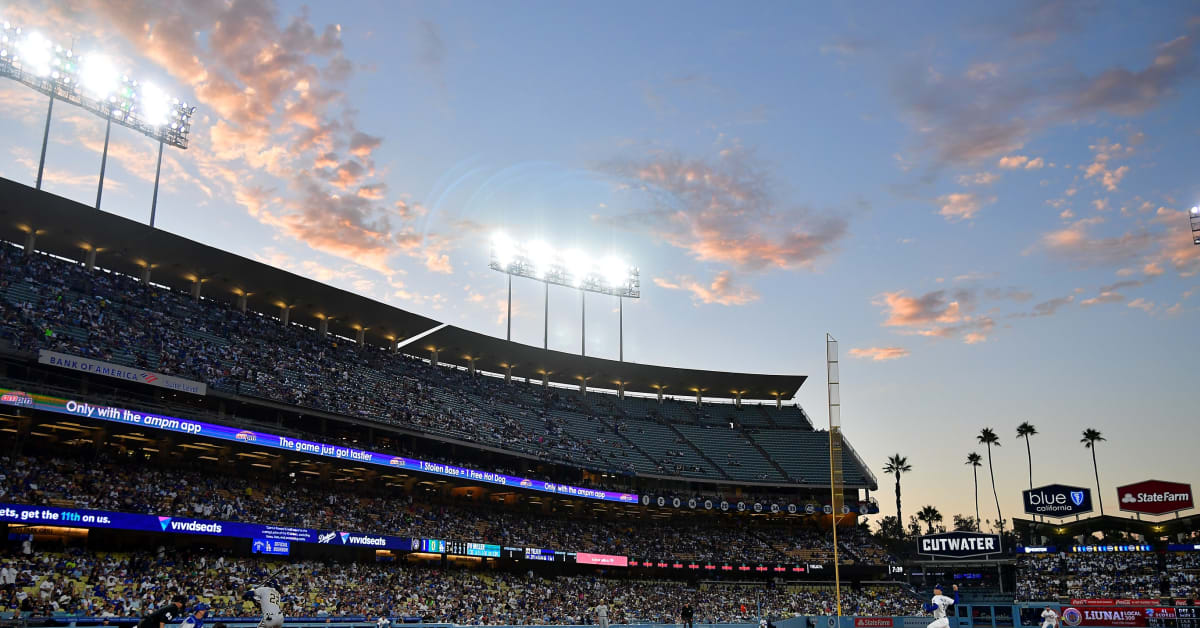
[1117,480,1193,516]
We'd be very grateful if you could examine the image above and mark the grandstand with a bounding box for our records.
[0,179,907,627]
[0,177,876,494]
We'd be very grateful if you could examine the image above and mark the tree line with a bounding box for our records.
[877,424,1107,537]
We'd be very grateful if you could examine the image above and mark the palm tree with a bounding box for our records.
[883,454,912,533]
[966,452,983,530]
[1016,422,1038,491]
[1082,428,1107,515]
[917,505,943,533]
[977,428,1003,531]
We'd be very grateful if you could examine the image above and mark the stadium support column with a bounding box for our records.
[140,266,151,283]
[190,280,201,301]
[95,112,112,210]
[506,273,512,341]
[356,328,365,345]
[467,357,476,376]
[619,296,624,362]
[541,371,549,388]
[504,365,512,384]
[318,318,328,337]
[430,348,439,367]
[85,248,97,270]
[35,93,54,191]
[695,390,701,408]
[237,295,247,313]
[735,391,742,408]
[23,231,35,256]
[150,140,165,228]
[617,381,624,400]
[543,282,549,350]
[279,304,290,326]
[581,290,586,357]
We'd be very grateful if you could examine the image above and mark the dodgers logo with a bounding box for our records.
[1071,491,1085,506]
[317,532,336,544]
[158,517,172,531]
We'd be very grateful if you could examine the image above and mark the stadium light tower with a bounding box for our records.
[0,20,196,226]
[1191,206,1199,246]
[489,232,640,360]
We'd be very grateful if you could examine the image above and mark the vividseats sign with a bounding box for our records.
[917,530,1003,559]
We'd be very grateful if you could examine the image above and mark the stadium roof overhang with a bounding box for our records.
[0,178,805,401]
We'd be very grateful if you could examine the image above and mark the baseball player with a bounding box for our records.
[1041,607,1059,628]
[243,580,283,628]
[922,584,958,628]
[180,603,209,628]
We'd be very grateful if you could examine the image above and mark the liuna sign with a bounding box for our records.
[1117,480,1193,516]
[1024,484,1094,517]
[917,531,1003,559]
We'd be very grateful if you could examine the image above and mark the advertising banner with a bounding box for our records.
[854,619,894,627]
[38,350,207,395]
[1061,606,1147,627]
[0,503,411,550]
[917,531,1003,558]
[1024,484,1094,517]
[0,387,637,505]
[576,552,629,567]
[1071,601,1160,608]
[1117,480,1194,516]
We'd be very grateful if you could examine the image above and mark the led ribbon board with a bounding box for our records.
[0,388,638,504]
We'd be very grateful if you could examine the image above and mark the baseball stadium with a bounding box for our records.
[0,5,1198,628]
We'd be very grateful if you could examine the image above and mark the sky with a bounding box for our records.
[0,0,1198,529]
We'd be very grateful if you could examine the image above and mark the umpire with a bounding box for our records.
[681,602,695,628]
[138,595,189,628]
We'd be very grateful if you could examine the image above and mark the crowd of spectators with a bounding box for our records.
[1167,552,1200,599]
[0,548,920,623]
[1016,551,1167,601]
[0,453,894,567]
[0,245,846,488]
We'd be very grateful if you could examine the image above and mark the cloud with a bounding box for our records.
[892,31,1197,167]
[1080,291,1125,306]
[848,346,911,361]
[876,289,969,327]
[1083,139,1133,192]
[1127,297,1155,313]
[1032,217,1156,267]
[0,1,472,282]
[1031,295,1075,317]
[654,271,759,306]
[957,172,1000,186]
[998,155,1030,169]
[603,146,848,272]
[1025,157,1045,169]
[986,287,1034,302]
[965,63,1000,81]
[938,193,994,222]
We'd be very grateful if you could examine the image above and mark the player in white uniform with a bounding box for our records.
[243,582,283,628]
[1041,607,1059,628]
[923,584,958,628]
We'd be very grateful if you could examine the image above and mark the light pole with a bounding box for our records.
[0,23,197,223]
[489,233,639,359]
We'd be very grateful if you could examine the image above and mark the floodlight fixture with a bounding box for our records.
[0,19,198,225]
[80,53,118,98]
[489,235,640,360]
[1191,206,1200,246]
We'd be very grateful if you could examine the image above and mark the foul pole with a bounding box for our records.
[826,333,845,617]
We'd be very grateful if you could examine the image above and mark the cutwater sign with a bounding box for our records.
[917,531,1002,558]
[1024,483,1094,517]
[39,350,206,395]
